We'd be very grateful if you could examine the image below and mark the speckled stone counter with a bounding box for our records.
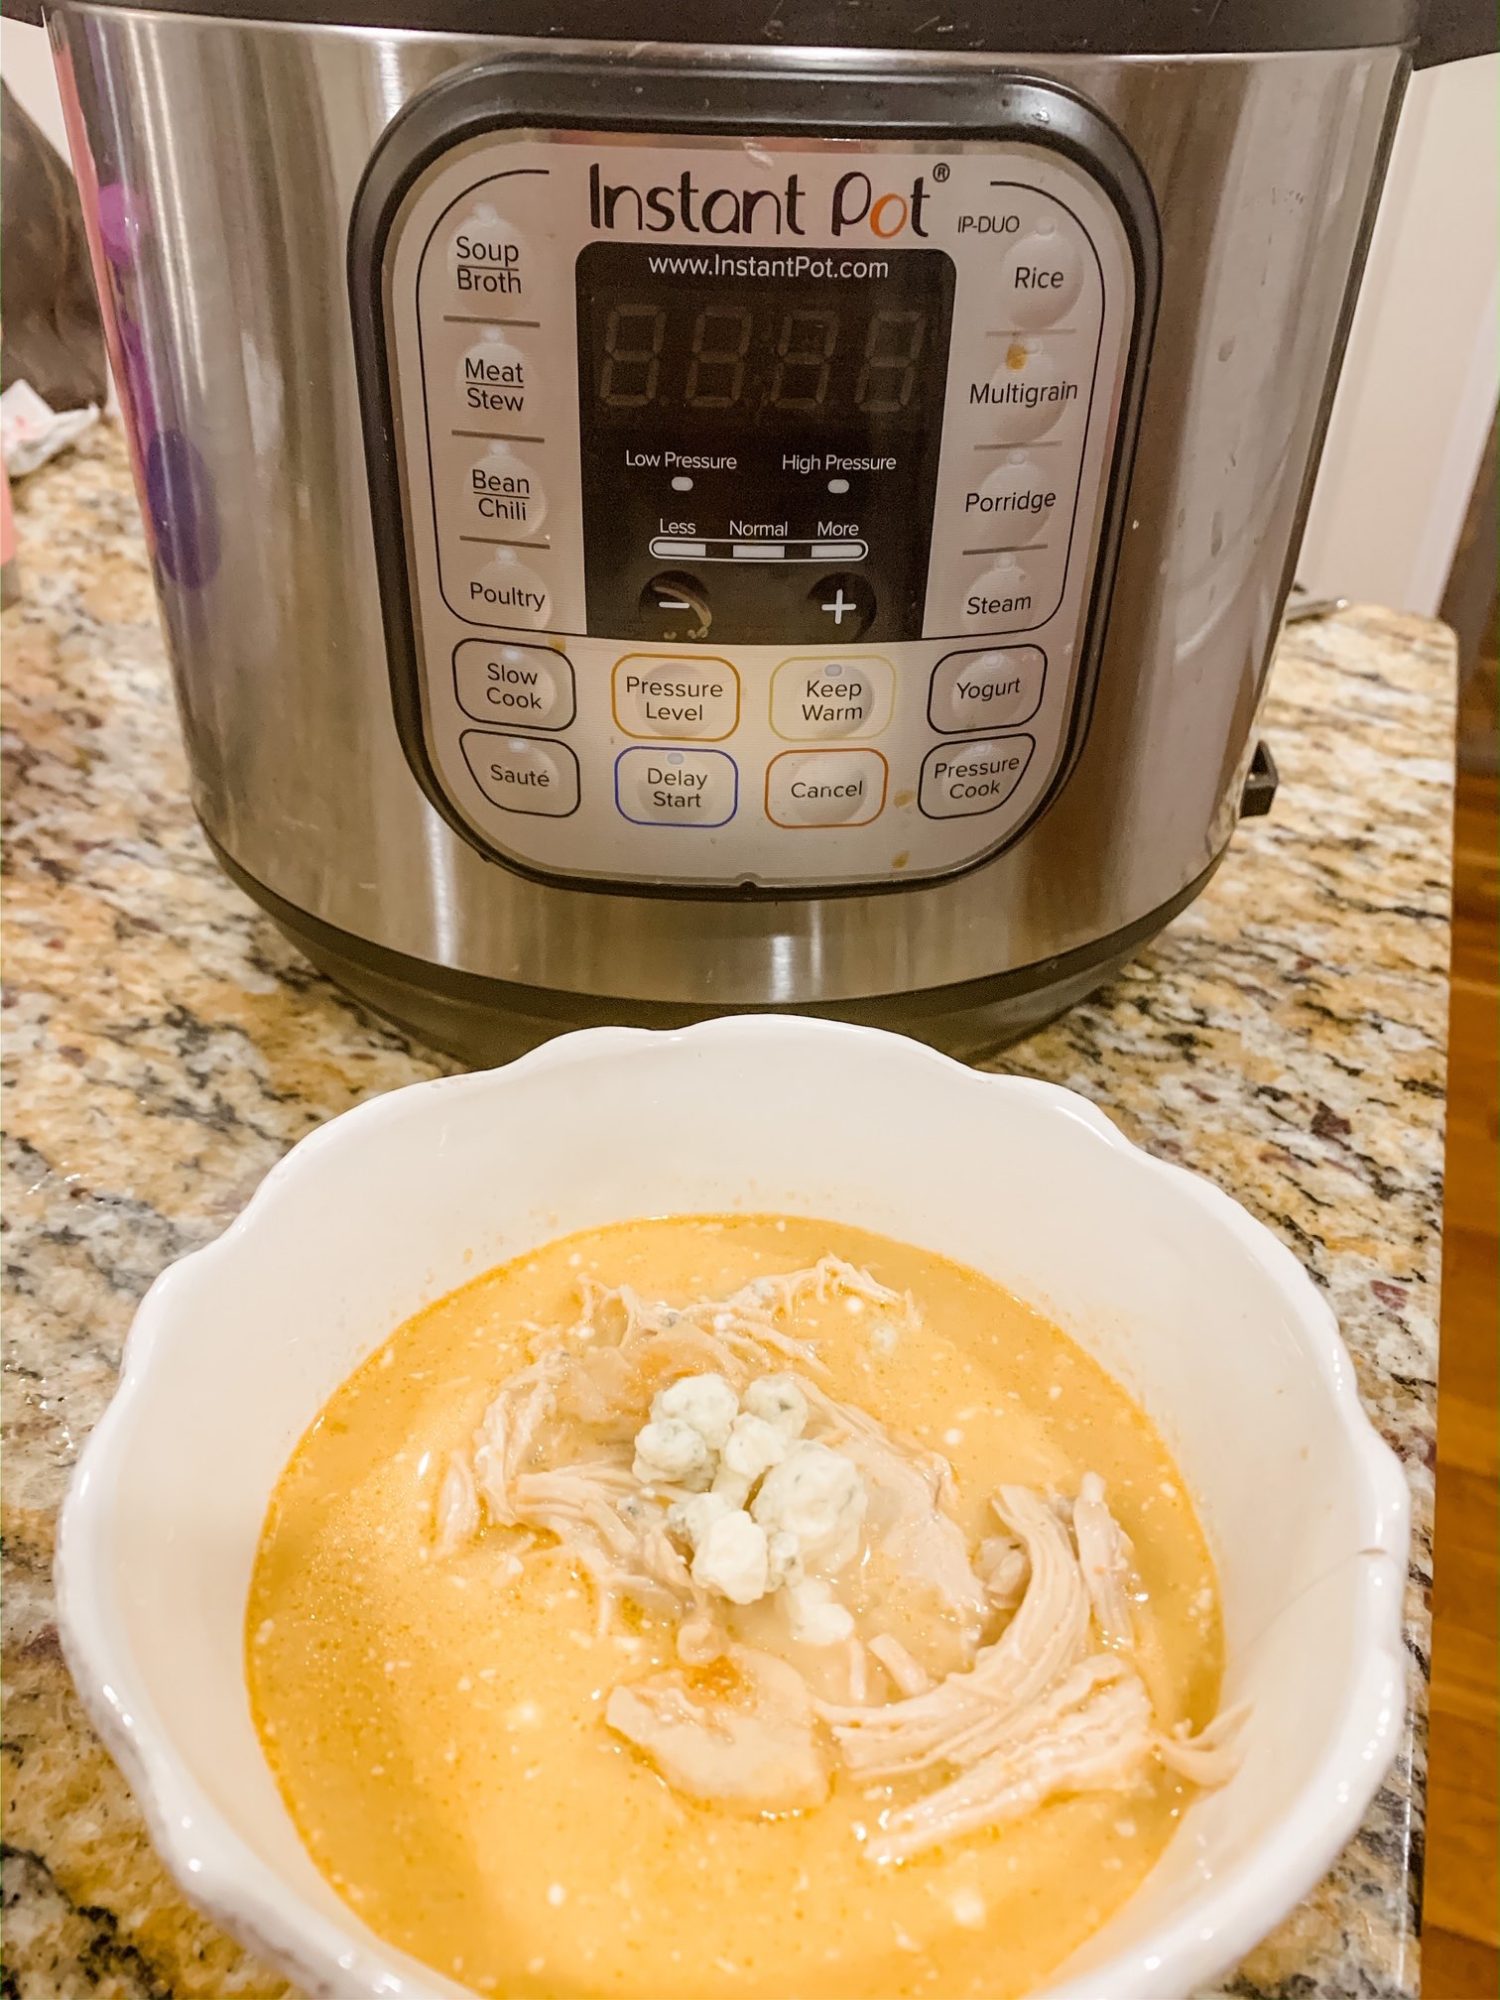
[2,423,1454,2000]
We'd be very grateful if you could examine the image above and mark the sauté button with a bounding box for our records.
[461,547,552,629]
[446,201,532,303]
[771,656,893,740]
[454,641,574,729]
[964,452,1058,546]
[919,735,1036,818]
[460,732,579,816]
[455,330,534,415]
[765,749,888,827]
[613,656,739,740]
[928,647,1046,734]
[996,224,1085,329]
[616,746,737,827]
[465,443,547,536]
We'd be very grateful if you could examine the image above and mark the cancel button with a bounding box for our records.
[919,735,1036,819]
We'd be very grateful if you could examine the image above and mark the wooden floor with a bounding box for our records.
[1423,679,1499,1997]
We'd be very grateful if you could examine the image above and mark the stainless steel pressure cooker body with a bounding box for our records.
[29,2,1476,1059]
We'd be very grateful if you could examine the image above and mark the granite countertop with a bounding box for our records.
[2,422,1455,2000]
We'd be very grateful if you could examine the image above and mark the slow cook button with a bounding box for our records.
[995,223,1085,329]
[466,444,547,536]
[919,735,1036,819]
[770,656,893,740]
[445,200,533,303]
[613,655,739,740]
[766,750,888,828]
[460,547,551,629]
[454,640,574,729]
[928,646,1046,734]
[616,746,737,828]
[460,732,579,817]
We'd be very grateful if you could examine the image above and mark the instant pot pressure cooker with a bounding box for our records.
[23,0,1491,1058]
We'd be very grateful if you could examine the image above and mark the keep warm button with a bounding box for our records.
[919,735,1035,818]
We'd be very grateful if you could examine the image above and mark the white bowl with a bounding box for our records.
[57,1017,1409,2000]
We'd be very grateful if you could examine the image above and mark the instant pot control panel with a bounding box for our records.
[353,66,1158,892]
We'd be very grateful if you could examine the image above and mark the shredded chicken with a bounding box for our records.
[1072,1471,1137,1650]
[1155,1703,1251,1785]
[607,1647,830,1811]
[433,1453,479,1558]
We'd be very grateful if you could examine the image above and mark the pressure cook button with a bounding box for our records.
[928,647,1046,734]
[456,330,533,414]
[454,640,574,730]
[463,548,552,629]
[613,655,739,740]
[765,749,888,828]
[976,336,1079,444]
[460,732,579,817]
[446,202,533,303]
[616,746,737,828]
[465,443,547,536]
[996,224,1085,329]
[965,452,1059,547]
[961,553,1042,633]
[806,573,876,639]
[639,571,712,642]
[919,735,1036,818]
[771,656,893,739]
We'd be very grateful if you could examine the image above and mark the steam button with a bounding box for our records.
[960,552,1043,634]
[997,224,1085,329]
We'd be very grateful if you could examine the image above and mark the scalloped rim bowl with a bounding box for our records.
[57,1016,1409,2000]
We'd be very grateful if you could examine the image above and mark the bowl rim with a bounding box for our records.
[56,1014,1412,2000]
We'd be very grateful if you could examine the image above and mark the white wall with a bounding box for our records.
[1298,54,1500,616]
[1,17,68,158]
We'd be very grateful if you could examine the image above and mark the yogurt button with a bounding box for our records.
[929,647,1046,734]
[616,746,737,828]
[454,641,574,729]
[466,444,547,536]
[766,750,887,827]
[919,736,1036,819]
[996,223,1085,329]
[964,451,1058,546]
[446,202,532,303]
[460,732,578,816]
[462,548,552,629]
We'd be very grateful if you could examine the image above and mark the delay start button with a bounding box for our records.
[613,655,739,740]
[616,746,737,828]
[919,735,1036,818]
[454,640,574,730]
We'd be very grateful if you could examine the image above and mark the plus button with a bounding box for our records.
[807,572,875,639]
[822,587,855,626]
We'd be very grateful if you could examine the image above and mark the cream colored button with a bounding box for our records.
[454,641,574,729]
[771,656,893,740]
[963,452,1058,547]
[616,747,738,827]
[997,223,1085,329]
[456,330,534,416]
[460,732,578,816]
[465,444,547,537]
[960,553,1045,633]
[461,548,551,629]
[919,736,1035,818]
[613,656,739,740]
[929,647,1046,734]
[446,201,532,304]
[978,336,1080,444]
[766,750,887,827]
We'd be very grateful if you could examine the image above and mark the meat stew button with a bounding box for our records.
[919,735,1036,818]
[460,732,579,816]
[928,647,1045,734]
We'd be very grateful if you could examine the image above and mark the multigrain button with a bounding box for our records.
[465,443,547,536]
[461,547,552,629]
[965,452,1059,546]
[616,746,737,827]
[613,655,739,740]
[460,732,579,816]
[766,750,888,827]
[771,656,893,740]
[446,201,532,303]
[455,330,534,415]
[929,648,1046,734]
[996,223,1085,329]
[919,735,1036,818]
[454,640,574,729]
[975,336,1081,444]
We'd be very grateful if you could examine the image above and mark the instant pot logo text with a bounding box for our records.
[588,163,932,239]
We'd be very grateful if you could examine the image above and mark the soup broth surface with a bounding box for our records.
[249,1215,1222,1999]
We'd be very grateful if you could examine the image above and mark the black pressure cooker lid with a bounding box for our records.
[5,0,1491,65]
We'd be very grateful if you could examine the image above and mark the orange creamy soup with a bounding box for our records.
[248,1215,1230,1999]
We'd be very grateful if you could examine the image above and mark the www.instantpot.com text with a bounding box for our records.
[646,251,891,282]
